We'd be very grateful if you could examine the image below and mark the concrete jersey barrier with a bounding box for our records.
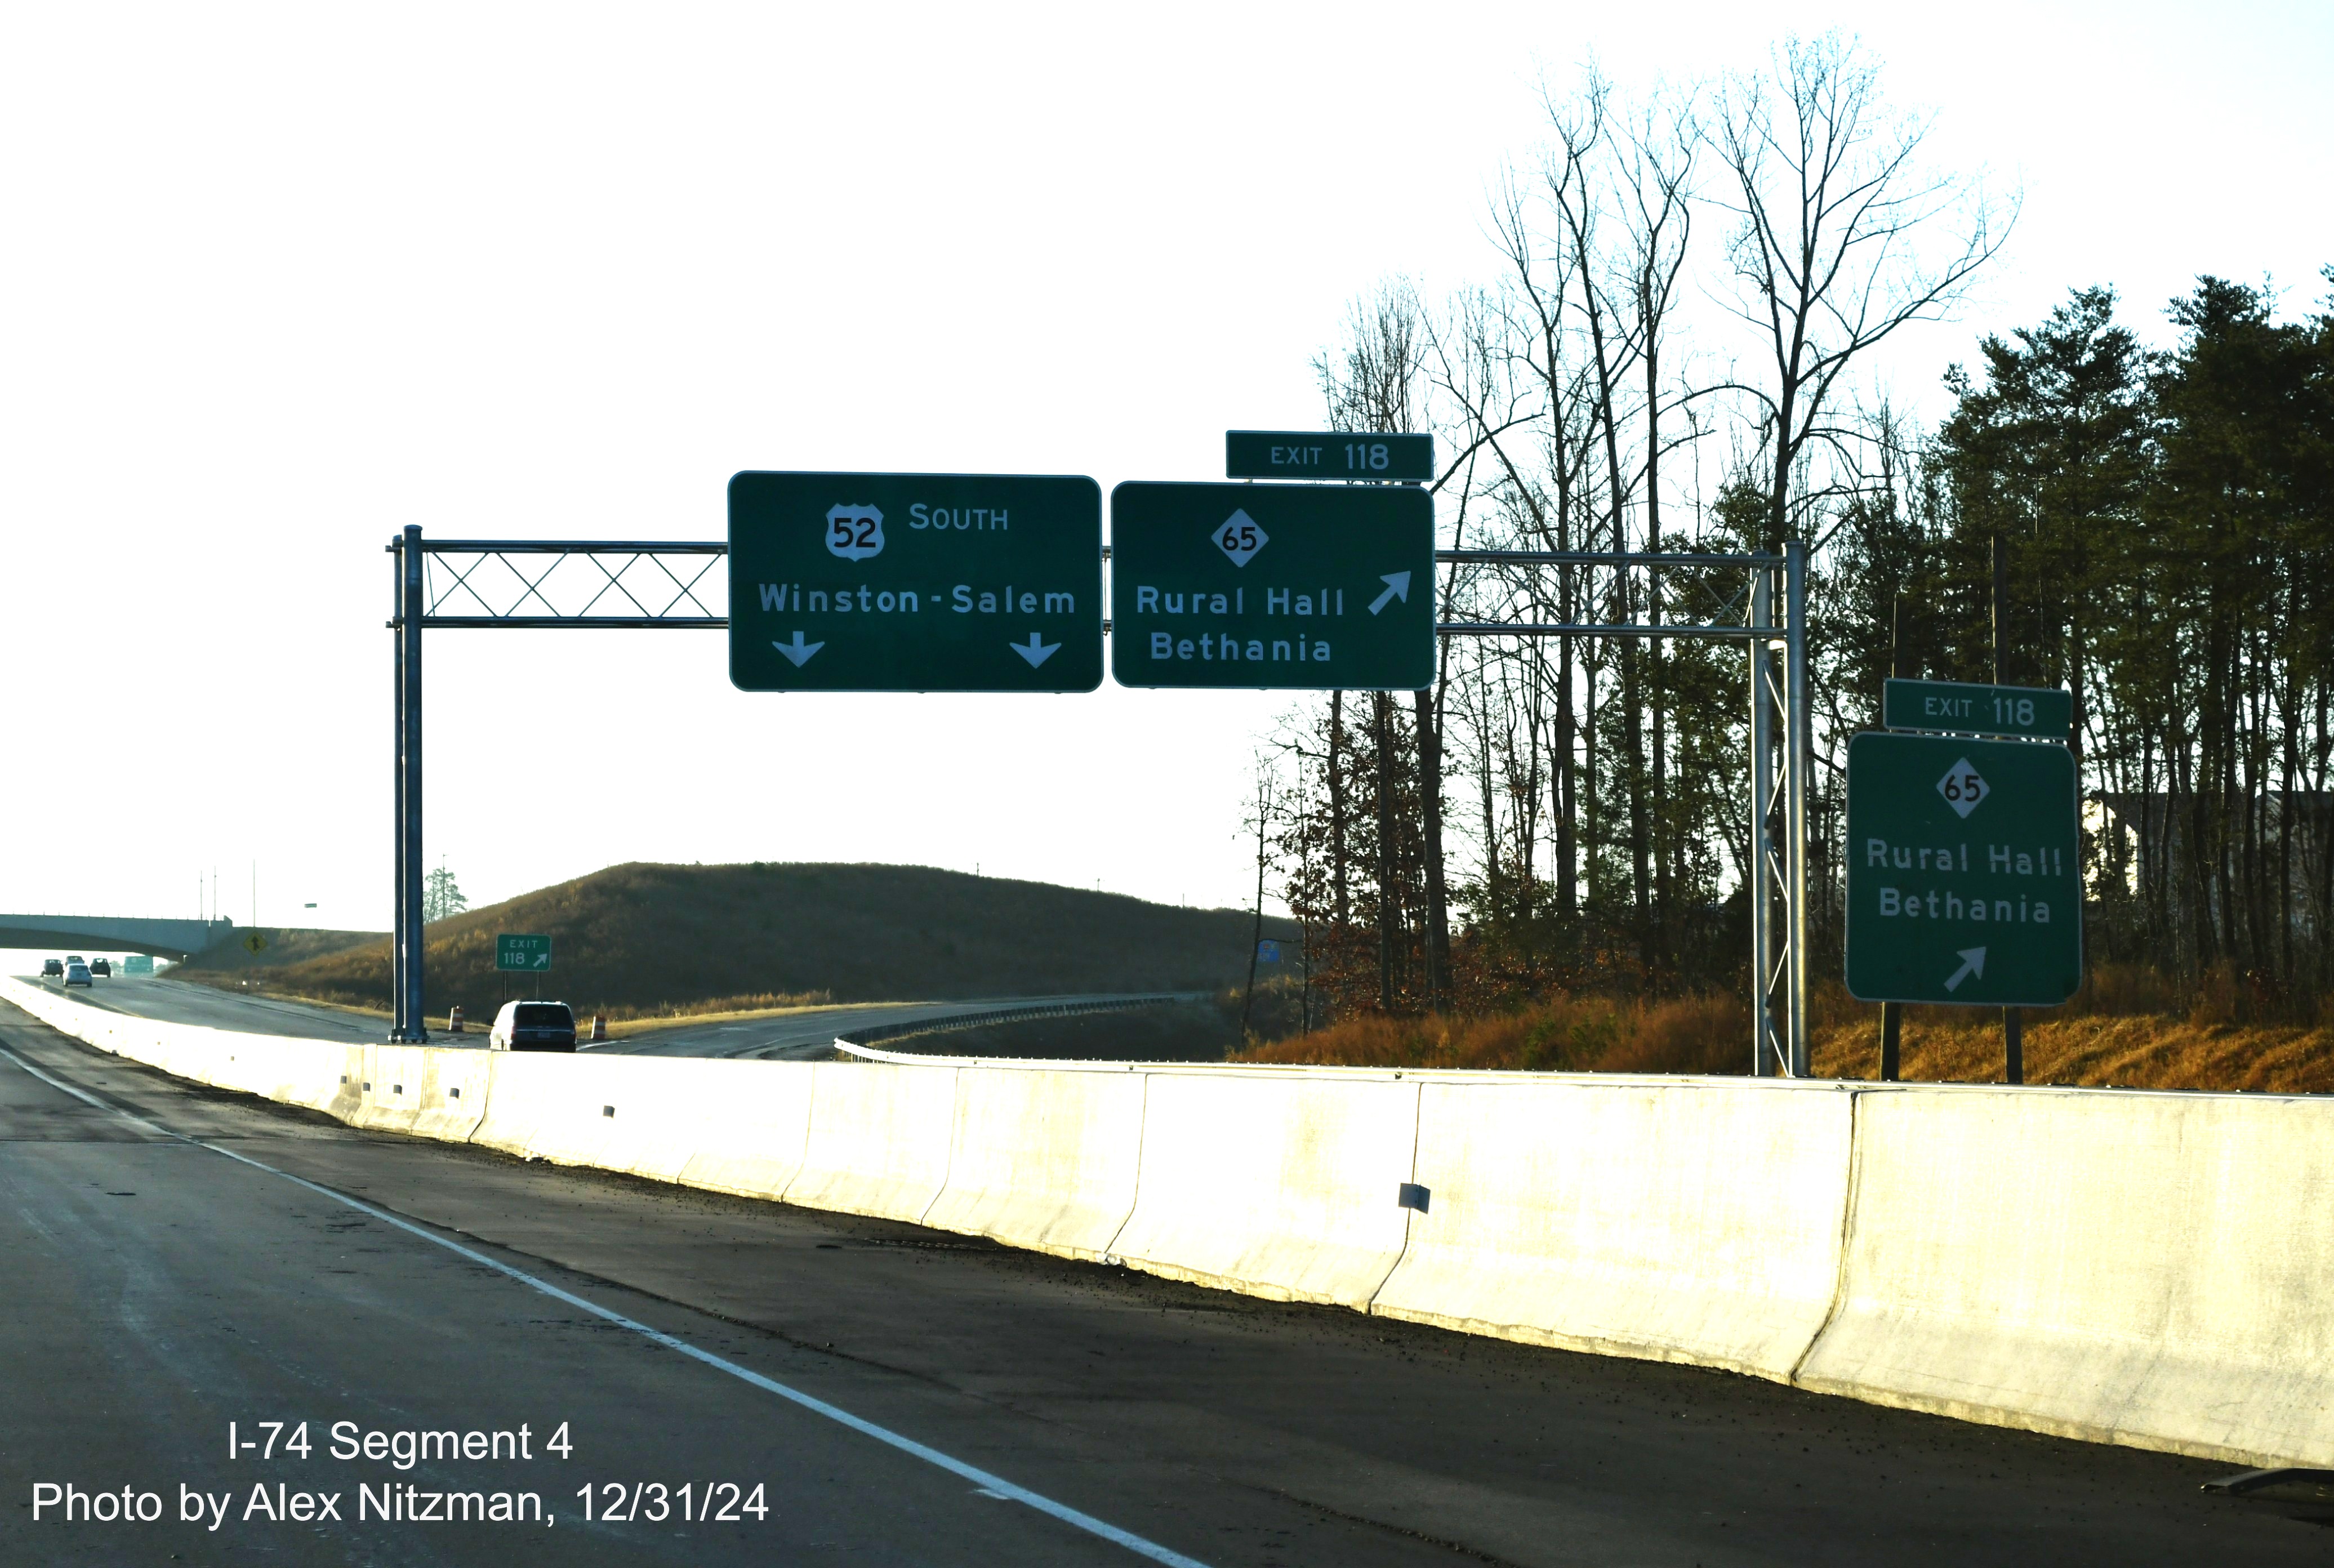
[5,972,2332,1470]
[1108,1071,1420,1308]
[1372,1076,1856,1382]
[1796,1085,2334,1468]
[782,1061,959,1224]
[920,1064,1146,1260]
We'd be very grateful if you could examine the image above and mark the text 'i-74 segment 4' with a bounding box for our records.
[727,471,1103,693]
[1108,480,1436,691]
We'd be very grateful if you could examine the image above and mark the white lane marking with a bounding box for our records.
[0,1043,1210,1568]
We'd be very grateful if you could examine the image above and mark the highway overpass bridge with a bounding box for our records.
[0,913,237,960]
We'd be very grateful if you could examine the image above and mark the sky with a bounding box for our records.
[2,0,2328,941]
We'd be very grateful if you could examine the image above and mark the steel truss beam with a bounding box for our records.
[404,539,728,629]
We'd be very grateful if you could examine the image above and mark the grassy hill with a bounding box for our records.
[173,862,1297,1022]
[167,925,383,975]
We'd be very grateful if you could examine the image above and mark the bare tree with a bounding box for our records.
[1616,83,1700,973]
[1471,170,1605,917]
[1240,758,1279,1039]
[1709,32,2014,550]
[1539,77,1658,947]
[1317,280,1452,1009]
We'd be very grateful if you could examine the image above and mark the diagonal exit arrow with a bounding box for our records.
[1367,571,1411,615]
[772,631,824,667]
[1009,632,1059,669]
[1943,946,1986,993]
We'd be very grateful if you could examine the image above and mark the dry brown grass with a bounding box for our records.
[1242,975,2334,1094]
[589,993,839,1037]
[1235,993,1749,1075]
[1811,1005,2334,1092]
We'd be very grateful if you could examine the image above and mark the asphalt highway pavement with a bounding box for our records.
[3,997,2330,1566]
[19,975,1192,1061]
[602,994,1200,1060]
[15,973,389,1044]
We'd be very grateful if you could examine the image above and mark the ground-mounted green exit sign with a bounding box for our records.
[496,933,552,973]
[729,471,1102,693]
[1226,431,1434,484]
[1884,678,2071,741]
[1845,731,2082,1006]
[1109,481,1435,691]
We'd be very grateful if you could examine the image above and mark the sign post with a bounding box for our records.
[1845,732,2082,1007]
[729,471,1103,693]
[1108,482,1435,691]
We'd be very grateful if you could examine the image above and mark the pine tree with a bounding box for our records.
[423,863,468,924]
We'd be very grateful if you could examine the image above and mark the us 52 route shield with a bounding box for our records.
[728,471,1103,693]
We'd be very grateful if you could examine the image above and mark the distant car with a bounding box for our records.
[89,959,111,978]
[62,961,93,988]
[64,955,84,966]
[41,959,63,978]
[488,1001,577,1053]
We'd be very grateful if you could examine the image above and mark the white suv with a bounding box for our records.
[488,1001,577,1052]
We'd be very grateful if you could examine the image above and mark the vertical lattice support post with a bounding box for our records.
[394,525,427,1042]
[390,537,407,1040]
[1748,567,1781,1075]
[1783,540,1812,1077]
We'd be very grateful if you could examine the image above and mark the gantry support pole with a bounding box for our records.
[1748,568,1779,1075]
[1783,539,1812,1077]
[393,525,427,1042]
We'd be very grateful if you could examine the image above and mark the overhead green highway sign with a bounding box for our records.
[496,933,553,973]
[1225,430,1433,484]
[729,471,1102,693]
[1109,481,1436,691]
[1845,731,2082,1006]
[1885,678,2072,741]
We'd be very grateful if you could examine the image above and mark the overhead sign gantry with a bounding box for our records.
[388,430,1816,1076]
